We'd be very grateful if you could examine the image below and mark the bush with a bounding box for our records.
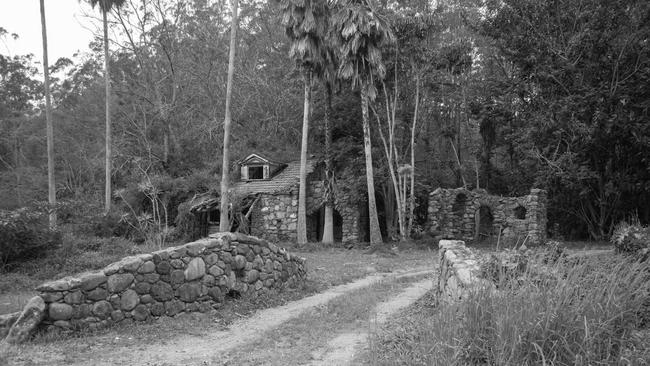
[57,200,134,238]
[478,249,528,286]
[0,208,61,268]
[611,221,650,261]
[540,239,567,264]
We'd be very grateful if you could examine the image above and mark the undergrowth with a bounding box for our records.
[367,254,650,366]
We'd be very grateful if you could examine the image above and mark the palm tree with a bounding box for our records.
[39,0,56,229]
[278,0,329,244]
[219,0,239,232]
[331,0,393,245]
[87,0,126,214]
[316,45,340,244]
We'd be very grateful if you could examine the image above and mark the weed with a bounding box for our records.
[366,254,650,366]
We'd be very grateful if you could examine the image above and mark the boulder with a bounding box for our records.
[48,303,74,320]
[151,282,174,302]
[107,273,134,293]
[132,304,150,321]
[4,296,46,344]
[120,289,140,311]
[177,283,201,302]
[184,258,206,281]
[92,301,113,319]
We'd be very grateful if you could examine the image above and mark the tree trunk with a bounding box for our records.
[40,0,56,229]
[407,74,420,236]
[102,9,112,214]
[321,83,334,244]
[361,82,382,245]
[219,0,238,232]
[297,71,311,245]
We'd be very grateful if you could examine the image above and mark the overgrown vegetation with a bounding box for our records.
[0,207,61,268]
[365,254,650,366]
[612,220,650,262]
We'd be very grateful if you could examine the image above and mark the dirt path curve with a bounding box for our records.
[306,277,435,366]
[62,267,435,366]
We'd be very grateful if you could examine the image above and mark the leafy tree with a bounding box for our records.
[277,0,330,244]
[480,0,650,239]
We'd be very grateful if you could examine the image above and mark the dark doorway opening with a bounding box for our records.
[453,193,467,217]
[360,192,388,242]
[307,206,343,242]
[475,205,494,242]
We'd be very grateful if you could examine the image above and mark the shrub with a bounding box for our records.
[611,220,650,261]
[0,208,61,268]
[540,239,567,264]
[56,200,134,238]
[478,249,528,286]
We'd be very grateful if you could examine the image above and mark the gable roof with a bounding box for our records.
[238,153,283,166]
[230,159,316,196]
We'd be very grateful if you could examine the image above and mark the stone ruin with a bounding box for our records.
[428,188,547,246]
[0,232,305,344]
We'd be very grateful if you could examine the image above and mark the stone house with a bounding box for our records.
[190,153,364,243]
[427,188,547,246]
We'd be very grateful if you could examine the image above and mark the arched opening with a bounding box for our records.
[474,205,494,242]
[453,193,467,216]
[514,205,527,220]
[307,205,343,243]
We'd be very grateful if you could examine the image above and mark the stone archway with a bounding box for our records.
[474,205,494,242]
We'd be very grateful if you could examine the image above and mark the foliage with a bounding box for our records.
[611,220,650,261]
[478,0,650,239]
[540,239,567,264]
[478,249,528,286]
[368,254,650,365]
[0,207,61,268]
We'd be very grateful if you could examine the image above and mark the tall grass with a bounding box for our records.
[368,255,650,365]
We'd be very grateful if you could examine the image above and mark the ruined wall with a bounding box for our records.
[249,182,361,244]
[28,233,305,333]
[428,188,547,246]
[250,193,299,242]
[437,240,493,302]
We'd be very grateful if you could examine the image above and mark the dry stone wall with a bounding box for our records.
[437,240,493,302]
[428,188,547,246]
[251,194,299,242]
[12,232,305,336]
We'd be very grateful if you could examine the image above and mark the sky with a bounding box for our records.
[0,0,99,68]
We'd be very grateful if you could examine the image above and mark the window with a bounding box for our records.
[248,166,264,179]
[453,193,467,216]
[514,206,527,219]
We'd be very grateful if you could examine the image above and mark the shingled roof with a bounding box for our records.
[230,159,316,196]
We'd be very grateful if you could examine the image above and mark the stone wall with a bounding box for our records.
[437,240,493,302]
[248,182,361,244]
[428,188,547,246]
[3,233,305,338]
[250,194,299,242]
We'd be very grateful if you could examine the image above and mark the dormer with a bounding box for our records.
[238,153,283,181]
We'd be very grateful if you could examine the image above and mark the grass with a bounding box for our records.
[0,234,145,315]
[0,242,436,366]
[362,254,650,366]
[215,274,430,366]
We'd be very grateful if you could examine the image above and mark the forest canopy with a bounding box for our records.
[1,0,648,241]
